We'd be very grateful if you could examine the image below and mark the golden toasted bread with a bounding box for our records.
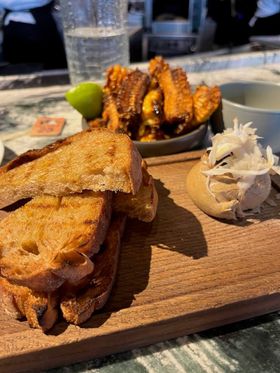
[113,163,158,222]
[61,213,126,325]
[0,128,142,208]
[0,277,58,331]
[0,128,157,331]
[0,214,125,330]
[0,191,112,292]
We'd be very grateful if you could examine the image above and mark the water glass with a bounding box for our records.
[60,0,129,84]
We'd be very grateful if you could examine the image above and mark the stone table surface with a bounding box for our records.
[1,51,280,373]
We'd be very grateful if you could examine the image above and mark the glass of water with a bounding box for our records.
[60,0,129,84]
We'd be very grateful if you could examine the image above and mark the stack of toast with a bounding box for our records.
[0,128,158,331]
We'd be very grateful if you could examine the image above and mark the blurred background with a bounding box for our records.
[0,0,279,75]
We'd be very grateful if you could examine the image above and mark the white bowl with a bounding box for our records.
[82,118,207,157]
[220,81,280,152]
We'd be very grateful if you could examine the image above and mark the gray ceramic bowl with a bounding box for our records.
[220,81,280,152]
[82,118,207,157]
[134,124,207,157]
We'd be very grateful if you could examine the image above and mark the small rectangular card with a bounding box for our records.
[30,116,65,137]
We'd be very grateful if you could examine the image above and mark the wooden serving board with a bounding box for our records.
[1,150,280,372]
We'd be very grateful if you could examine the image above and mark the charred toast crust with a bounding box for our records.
[0,277,58,331]
[3,272,65,294]
[0,214,126,330]
[2,255,93,293]
[0,129,98,175]
[61,213,127,325]
[0,279,22,319]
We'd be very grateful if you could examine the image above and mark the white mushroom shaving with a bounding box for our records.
[202,119,280,218]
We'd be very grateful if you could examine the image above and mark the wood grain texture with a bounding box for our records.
[1,150,280,373]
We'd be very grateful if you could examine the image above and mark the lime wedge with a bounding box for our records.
[65,82,103,119]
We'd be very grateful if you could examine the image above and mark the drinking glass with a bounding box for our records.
[60,0,129,84]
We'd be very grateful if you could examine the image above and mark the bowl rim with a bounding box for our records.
[133,122,207,146]
[220,80,280,114]
[82,117,208,146]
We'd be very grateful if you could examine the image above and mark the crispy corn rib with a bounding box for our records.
[160,67,193,124]
[138,86,164,140]
[149,56,167,78]
[104,65,129,96]
[141,88,163,128]
[117,70,150,119]
[149,57,193,125]
[102,67,150,137]
[139,59,165,140]
[94,57,220,140]
[192,85,221,125]
[101,65,129,132]
[102,94,122,132]
[115,69,150,137]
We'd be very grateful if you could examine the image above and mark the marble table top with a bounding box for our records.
[1,56,280,159]
[1,50,280,373]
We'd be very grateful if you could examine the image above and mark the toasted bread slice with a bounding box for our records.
[0,167,157,224]
[0,277,58,331]
[61,213,126,325]
[0,213,125,330]
[0,191,112,292]
[113,162,158,222]
[0,128,142,208]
